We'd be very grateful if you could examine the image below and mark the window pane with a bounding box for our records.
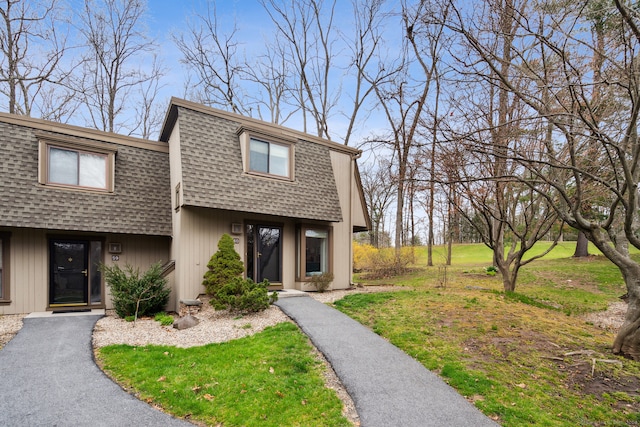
[49,147,78,185]
[270,144,289,177]
[79,153,107,188]
[258,226,281,282]
[90,241,102,304]
[305,229,328,275]
[249,139,269,173]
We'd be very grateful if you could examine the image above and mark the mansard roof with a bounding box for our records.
[0,114,172,236]
[161,99,360,222]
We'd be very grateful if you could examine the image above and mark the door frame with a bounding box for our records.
[245,223,284,290]
[48,236,105,309]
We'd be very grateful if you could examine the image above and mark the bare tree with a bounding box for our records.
[360,158,395,247]
[76,0,164,136]
[449,0,640,359]
[340,0,392,146]
[367,0,448,268]
[261,0,339,139]
[173,3,250,116]
[442,0,562,292]
[134,58,166,140]
[242,35,299,125]
[0,0,73,118]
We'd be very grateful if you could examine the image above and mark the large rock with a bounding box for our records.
[173,315,199,330]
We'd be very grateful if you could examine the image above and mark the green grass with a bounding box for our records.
[97,241,640,426]
[97,323,350,427]
[338,243,640,426]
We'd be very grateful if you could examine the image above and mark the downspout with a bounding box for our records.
[349,150,362,287]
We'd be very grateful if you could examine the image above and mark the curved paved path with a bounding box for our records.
[276,296,500,427]
[1,298,500,426]
[0,314,190,426]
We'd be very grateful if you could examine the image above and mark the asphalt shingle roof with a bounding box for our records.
[176,106,343,222]
[0,119,172,236]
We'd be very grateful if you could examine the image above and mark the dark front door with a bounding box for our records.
[246,225,282,286]
[49,239,90,306]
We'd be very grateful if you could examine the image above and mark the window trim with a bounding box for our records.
[38,137,116,192]
[236,127,295,181]
[248,137,292,178]
[0,232,11,304]
[296,224,332,281]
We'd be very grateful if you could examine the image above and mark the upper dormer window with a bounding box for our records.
[48,146,108,189]
[249,138,290,178]
[237,126,295,181]
[38,137,116,192]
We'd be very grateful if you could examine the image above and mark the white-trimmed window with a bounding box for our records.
[249,138,291,178]
[40,139,116,192]
[297,226,332,279]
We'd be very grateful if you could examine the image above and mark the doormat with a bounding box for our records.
[52,309,92,314]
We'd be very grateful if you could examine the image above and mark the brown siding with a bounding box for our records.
[329,151,355,290]
[0,228,170,315]
[171,207,299,310]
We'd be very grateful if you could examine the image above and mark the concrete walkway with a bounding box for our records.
[276,296,499,427]
[0,314,189,427]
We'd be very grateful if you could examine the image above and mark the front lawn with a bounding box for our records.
[97,322,350,427]
[339,244,640,426]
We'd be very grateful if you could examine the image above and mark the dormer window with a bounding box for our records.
[38,136,116,192]
[237,126,295,181]
[249,138,290,178]
[48,146,108,189]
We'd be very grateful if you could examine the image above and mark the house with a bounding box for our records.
[0,98,369,315]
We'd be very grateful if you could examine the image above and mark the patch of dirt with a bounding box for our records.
[563,361,640,414]
[465,301,638,417]
[568,361,640,394]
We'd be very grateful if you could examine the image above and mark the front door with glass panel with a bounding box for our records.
[49,239,102,307]
[246,225,282,288]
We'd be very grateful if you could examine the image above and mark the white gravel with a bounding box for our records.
[92,302,290,348]
[583,301,627,330]
[92,286,404,349]
[0,314,25,349]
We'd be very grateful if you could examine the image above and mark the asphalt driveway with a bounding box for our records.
[0,314,190,426]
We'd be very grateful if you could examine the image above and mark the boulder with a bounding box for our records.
[173,314,199,330]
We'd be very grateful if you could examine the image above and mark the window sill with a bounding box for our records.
[244,171,294,183]
[39,183,114,194]
[0,300,12,305]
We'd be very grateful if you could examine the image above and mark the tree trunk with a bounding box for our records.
[497,260,517,292]
[573,231,590,257]
[613,266,640,360]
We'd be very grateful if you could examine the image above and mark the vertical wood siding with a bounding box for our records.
[0,228,170,315]
[330,151,355,290]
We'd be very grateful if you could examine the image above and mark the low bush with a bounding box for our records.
[211,277,277,313]
[308,272,334,292]
[101,262,170,320]
[202,234,244,296]
[154,312,174,326]
[352,242,415,278]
